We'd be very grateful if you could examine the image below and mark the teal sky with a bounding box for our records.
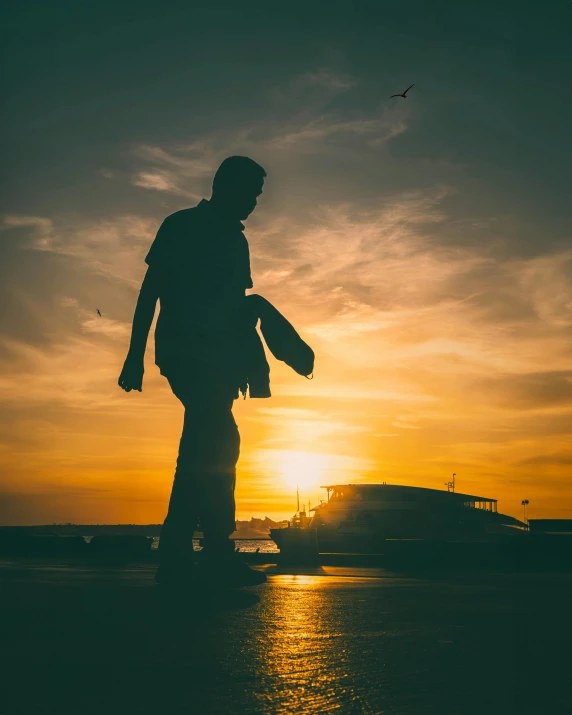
[1,1,571,524]
[3,2,571,227]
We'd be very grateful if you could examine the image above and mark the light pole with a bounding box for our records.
[521,499,529,530]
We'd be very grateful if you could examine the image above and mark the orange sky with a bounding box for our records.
[2,11,572,525]
[1,192,571,524]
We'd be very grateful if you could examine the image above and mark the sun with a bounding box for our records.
[277,450,327,500]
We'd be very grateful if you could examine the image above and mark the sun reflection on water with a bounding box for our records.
[253,574,364,713]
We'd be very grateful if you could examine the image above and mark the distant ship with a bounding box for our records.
[270,483,527,554]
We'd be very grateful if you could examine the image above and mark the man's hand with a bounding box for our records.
[118,355,144,392]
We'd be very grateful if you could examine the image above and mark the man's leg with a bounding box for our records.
[156,477,200,574]
[158,367,265,586]
[157,369,239,573]
[194,397,266,585]
[196,402,240,559]
[156,400,203,579]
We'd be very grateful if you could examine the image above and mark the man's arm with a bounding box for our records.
[118,265,161,392]
[126,265,161,359]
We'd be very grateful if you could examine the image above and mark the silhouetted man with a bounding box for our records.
[118,156,268,587]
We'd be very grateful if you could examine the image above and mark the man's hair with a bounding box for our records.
[212,156,266,193]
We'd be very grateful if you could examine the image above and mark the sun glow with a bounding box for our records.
[277,450,327,502]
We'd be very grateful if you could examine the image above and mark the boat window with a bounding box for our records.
[463,500,496,511]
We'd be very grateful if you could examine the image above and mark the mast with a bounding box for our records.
[445,473,456,493]
[296,485,300,513]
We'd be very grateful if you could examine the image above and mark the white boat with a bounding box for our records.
[271,483,527,554]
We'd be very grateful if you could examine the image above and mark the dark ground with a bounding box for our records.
[0,561,571,715]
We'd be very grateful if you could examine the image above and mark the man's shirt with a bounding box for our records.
[145,199,253,374]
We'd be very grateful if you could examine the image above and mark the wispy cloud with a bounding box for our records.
[254,113,407,152]
[130,142,216,197]
[266,68,356,110]
[249,405,373,447]
[132,171,185,195]
[128,108,407,195]
[3,213,157,286]
[125,68,407,197]
[280,68,356,95]
[3,215,53,248]
[60,297,131,340]
[519,451,572,466]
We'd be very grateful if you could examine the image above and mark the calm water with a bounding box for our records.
[157,538,279,553]
[83,536,279,553]
[2,564,571,714]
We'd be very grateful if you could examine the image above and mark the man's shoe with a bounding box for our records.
[199,555,267,587]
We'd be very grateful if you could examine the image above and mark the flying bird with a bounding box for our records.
[390,84,414,99]
[97,309,102,317]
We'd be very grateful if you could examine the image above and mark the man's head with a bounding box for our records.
[211,156,266,221]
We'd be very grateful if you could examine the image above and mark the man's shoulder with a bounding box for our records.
[146,207,204,266]
[162,207,201,227]
[155,207,208,247]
